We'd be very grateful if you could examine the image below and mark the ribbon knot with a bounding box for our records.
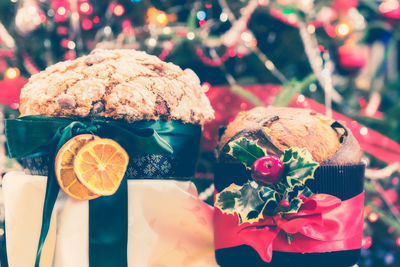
[215,192,365,263]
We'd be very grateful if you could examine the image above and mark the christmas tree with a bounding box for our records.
[0,0,400,266]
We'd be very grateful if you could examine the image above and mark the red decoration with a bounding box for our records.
[0,50,15,58]
[22,53,40,74]
[338,44,367,70]
[122,20,134,36]
[332,0,358,13]
[0,77,28,108]
[380,1,400,19]
[215,192,364,262]
[251,156,284,186]
[195,47,232,66]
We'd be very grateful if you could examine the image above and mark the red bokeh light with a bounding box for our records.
[54,5,69,22]
[113,5,125,16]
[57,26,68,35]
[64,50,76,60]
[60,39,70,48]
[362,236,372,249]
[201,82,211,92]
[368,212,379,223]
[81,19,93,30]
[228,48,236,57]
[80,2,92,14]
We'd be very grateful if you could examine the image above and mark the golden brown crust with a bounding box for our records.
[19,49,214,124]
[219,107,362,164]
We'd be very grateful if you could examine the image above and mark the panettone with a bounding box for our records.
[214,107,365,267]
[218,106,362,164]
[19,49,214,124]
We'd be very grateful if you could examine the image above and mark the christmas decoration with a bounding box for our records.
[251,155,284,186]
[0,76,27,108]
[338,43,367,70]
[216,144,319,224]
[380,0,400,19]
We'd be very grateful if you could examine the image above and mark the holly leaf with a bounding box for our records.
[286,177,302,189]
[236,182,268,224]
[215,184,242,215]
[215,181,278,224]
[297,186,313,198]
[260,186,277,200]
[227,137,267,169]
[282,148,319,186]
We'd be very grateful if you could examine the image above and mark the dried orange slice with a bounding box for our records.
[73,138,129,196]
[55,134,100,200]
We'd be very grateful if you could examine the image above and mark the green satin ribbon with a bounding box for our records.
[5,115,201,267]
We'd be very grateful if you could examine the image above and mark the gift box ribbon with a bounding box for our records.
[214,192,365,263]
[5,115,201,267]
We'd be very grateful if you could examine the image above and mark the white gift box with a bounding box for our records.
[3,171,217,267]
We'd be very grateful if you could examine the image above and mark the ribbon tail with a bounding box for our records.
[34,121,96,267]
[89,175,128,267]
[238,226,280,263]
[34,157,60,267]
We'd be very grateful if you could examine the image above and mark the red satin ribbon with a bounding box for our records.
[214,192,365,263]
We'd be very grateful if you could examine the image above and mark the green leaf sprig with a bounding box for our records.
[216,137,319,224]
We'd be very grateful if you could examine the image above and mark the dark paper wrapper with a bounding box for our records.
[22,154,192,180]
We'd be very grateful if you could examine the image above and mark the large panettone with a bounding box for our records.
[218,106,362,164]
[4,49,218,267]
[19,49,214,124]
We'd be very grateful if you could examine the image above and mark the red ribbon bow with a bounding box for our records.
[214,192,364,262]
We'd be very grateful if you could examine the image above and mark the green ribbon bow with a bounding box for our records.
[5,115,201,267]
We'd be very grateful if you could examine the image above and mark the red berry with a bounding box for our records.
[251,155,284,186]
[279,199,290,208]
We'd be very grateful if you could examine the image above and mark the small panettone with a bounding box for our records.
[218,106,362,164]
[214,107,365,267]
[19,49,214,124]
